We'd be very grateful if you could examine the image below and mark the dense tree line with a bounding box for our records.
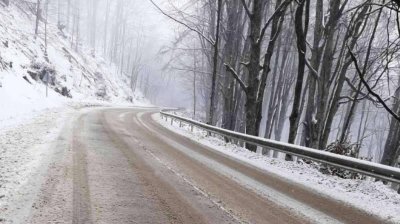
[155,0,400,170]
[12,0,153,99]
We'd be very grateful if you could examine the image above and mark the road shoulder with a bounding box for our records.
[152,113,400,223]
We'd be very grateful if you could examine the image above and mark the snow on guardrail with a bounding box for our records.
[160,109,400,185]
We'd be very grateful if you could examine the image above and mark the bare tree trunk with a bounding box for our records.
[381,79,400,166]
[320,4,370,148]
[222,0,242,132]
[193,53,197,119]
[44,0,48,61]
[91,0,98,51]
[340,6,382,144]
[286,0,309,160]
[74,0,80,51]
[57,0,61,27]
[34,0,41,38]
[103,0,110,56]
[119,20,127,75]
[264,39,282,140]
[67,0,71,30]
[243,0,264,151]
[339,80,362,143]
[356,100,368,147]
[303,0,323,148]
[208,0,222,125]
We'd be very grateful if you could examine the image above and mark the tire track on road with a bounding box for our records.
[100,110,210,224]
[72,114,93,224]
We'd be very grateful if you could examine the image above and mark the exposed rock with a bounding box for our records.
[22,75,32,84]
[27,70,38,80]
[55,86,72,98]
[30,61,57,85]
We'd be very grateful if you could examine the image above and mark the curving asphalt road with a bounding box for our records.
[27,108,388,224]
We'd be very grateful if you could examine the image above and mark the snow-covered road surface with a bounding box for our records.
[0,108,392,223]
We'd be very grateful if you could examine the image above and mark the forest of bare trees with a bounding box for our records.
[152,0,400,169]
[12,0,400,169]
[19,0,159,101]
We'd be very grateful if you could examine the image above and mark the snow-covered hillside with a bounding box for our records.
[0,3,149,128]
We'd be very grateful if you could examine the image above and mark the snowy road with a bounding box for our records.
[14,108,388,223]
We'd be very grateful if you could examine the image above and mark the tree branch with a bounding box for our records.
[240,0,252,17]
[348,46,400,122]
[224,63,248,94]
[304,58,319,79]
[344,77,375,102]
[392,0,400,8]
[147,0,215,45]
[259,0,292,43]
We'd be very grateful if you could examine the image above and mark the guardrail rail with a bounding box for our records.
[160,110,400,185]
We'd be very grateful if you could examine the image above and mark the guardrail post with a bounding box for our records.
[190,125,194,132]
[171,118,173,125]
[179,121,182,127]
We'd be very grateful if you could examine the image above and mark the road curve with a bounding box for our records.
[28,108,388,224]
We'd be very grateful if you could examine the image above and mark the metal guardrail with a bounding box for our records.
[160,110,400,185]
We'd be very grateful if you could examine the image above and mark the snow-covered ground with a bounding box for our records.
[0,3,150,130]
[0,3,151,222]
[0,70,66,129]
[0,104,121,223]
[0,106,72,223]
[154,114,400,223]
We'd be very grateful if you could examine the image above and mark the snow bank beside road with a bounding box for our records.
[0,106,72,223]
[0,70,65,129]
[154,114,400,223]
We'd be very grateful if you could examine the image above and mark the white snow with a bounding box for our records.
[0,70,65,129]
[0,4,151,223]
[0,106,72,223]
[0,4,150,131]
[154,113,400,223]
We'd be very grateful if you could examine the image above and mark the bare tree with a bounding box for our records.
[34,0,41,38]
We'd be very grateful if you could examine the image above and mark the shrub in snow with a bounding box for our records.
[29,61,57,85]
[319,141,368,180]
[94,71,105,84]
[60,74,67,82]
[0,56,8,70]
[96,85,109,100]
[126,96,133,102]
[55,86,72,98]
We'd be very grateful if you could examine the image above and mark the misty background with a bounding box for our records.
[47,0,192,108]
[17,0,400,166]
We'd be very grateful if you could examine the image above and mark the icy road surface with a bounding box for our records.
[1,108,390,223]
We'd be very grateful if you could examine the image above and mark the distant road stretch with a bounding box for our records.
[28,108,387,224]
